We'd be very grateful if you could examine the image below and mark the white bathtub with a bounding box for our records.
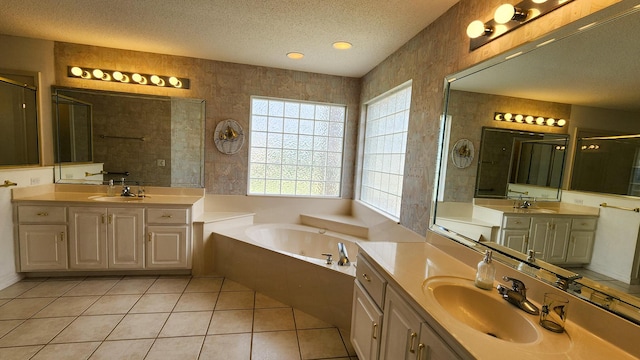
[245,223,359,268]
[212,223,363,330]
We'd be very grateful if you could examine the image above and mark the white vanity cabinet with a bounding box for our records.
[146,208,190,269]
[352,252,462,360]
[500,215,596,265]
[68,207,144,270]
[17,206,68,271]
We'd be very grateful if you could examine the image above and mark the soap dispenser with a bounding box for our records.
[106,179,115,197]
[475,250,496,290]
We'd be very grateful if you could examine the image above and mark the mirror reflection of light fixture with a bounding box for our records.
[494,112,566,127]
[67,66,190,89]
[466,0,575,50]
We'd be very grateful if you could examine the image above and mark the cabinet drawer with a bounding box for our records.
[356,253,387,309]
[502,216,530,230]
[18,206,67,224]
[147,208,189,225]
[572,218,597,231]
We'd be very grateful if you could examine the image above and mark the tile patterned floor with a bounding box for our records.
[0,276,358,360]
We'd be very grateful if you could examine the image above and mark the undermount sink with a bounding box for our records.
[422,277,540,343]
[88,195,148,202]
[514,208,556,214]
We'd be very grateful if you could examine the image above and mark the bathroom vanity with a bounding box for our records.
[12,184,204,273]
[351,236,638,359]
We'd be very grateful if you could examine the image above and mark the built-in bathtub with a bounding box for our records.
[212,223,363,330]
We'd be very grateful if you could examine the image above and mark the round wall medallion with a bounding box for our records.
[451,138,474,168]
[214,119,244,155]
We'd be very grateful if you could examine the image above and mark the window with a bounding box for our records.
[360,83,412,220]
[248,97,346,197]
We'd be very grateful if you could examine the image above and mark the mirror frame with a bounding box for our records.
[431,2,640,325]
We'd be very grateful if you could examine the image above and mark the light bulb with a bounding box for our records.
[515,114,524,122]
[132,73,142,82]
[151,75,160,84]
[525,116,534,124]
[169,76,182,88]
[532,0,547,3]
[113,71,123,81]
[70,67,83,77]
[504,113,513,121]
[494,4,516,24]
[536,117,545,125]
[467,20,488,38]
[92,69,104,78]
[494,113,504,121]
[557,119,566,126]
[546,118,555,126]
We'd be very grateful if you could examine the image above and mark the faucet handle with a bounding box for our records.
[502,276,527,295]
[321,253,333,265]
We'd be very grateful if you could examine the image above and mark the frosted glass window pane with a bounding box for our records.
[360,84,411,219]
[284,102,300,118]
[282,181,296,194]
[250,97,345,197]
[283,134,298,149]
[311,182,325,195]
[282,149,298,165]
[268,101,284,116]
[296,181,311,195]
[251,148,266,163]
[300,104,315,119]
[282,165,297,180]
[313,137,328,151]
[330,106,345,122]
[266,149,282,164]
[284,118,299,133]
[252,132,267,147]
[253,99,268,115]
[268,117,284,132]
[313,152,327,167]
[297,166,312,180]
[267,133,283,148]
[299,135,313,150]
[298,150,313,165]
[252,116,268,131]
[265,180,281,194]
[251,163,266,178]
[299,120,314,135]
[316,105,330,121]
[329,122,344,137]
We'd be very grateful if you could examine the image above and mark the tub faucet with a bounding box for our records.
[337,242,350,266]
[496,276,539,315]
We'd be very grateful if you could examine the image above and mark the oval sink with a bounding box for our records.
[422,277,540,343]
[88,195,147,202]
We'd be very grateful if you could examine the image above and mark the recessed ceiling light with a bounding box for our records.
[332,41,352,50]
[286,52,304,60]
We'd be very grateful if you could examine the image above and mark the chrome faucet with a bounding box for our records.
[337,242,350,266]
[497,276,539,315]
[121,178,133,197]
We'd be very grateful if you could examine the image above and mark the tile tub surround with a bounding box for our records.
[0,276,357,360]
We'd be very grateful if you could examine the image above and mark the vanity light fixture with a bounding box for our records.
[466,0,575,50]
[494,112,566,128]
[67,66,190,89]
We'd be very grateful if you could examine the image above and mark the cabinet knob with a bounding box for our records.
[148,233,153,242]
[60,232,65,242]
[37,212,48,216]
[371,322,378,339]
[361,273,371,282]
[418,343,427,359]
[161,215,173,218]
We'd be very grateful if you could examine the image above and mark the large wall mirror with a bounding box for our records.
[434,1,640,324]
[53,87,205,188]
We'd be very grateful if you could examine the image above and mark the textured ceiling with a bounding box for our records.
[0,0,458,77]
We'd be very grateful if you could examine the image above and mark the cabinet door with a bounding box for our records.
[108,208,144,269]
[147,225,189,268]
[69,207,108,269]
[567,231,595,264]
[19,225,68,271]
[546,219,571,263]
[417,323,461,360]
[351,281,383,360]
[380,286,422,360]
[501,230,528,253]
[529,218,551,260]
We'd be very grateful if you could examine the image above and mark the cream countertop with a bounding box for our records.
[357,239,637,359]
[11,183,204,206]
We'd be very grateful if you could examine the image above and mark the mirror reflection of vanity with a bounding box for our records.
[433,2,640,324]
[52,87,205,188]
